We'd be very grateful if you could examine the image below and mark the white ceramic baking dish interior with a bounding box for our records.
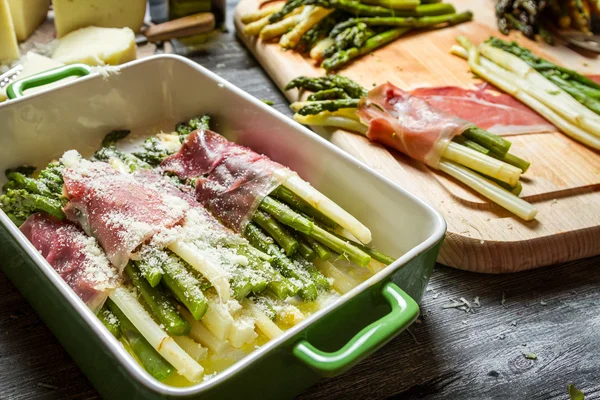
[0,55,446,397]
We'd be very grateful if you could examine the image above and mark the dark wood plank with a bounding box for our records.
[1,2,600,399]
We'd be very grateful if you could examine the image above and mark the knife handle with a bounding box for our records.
[144,12,216,42]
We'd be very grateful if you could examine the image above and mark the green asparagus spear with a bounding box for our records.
[455,134,530,173]
[107,299,174,381]
[546,74,600,115]
[97,306,121,338]
[325,229,395,265]
[270,186,338,229]
[101,130,131,148]
[330,12,473,37]
[37,163,65,196]
[322,27,410,71]
[295,235,318,261]
[492,152,531,173]
[253,210,299,256]
[125,263,191,336]
[133,137,177,167]
[301,233,333,260]
[176,115,211,136]
[259,197,371,266]
[160,251,209,320]
[269,0,305,23]
[134,256,164,288]
[453,135,490,155]
[301,11,346,50]
[293,254,330,290]
[285,75,367,98]
[245,223,319,300]
[0,189,65,224]
[327,0,456,18]
[486,38,600,91]
[297,99,360,115]
[4,171,51,196]
[461,127,511,158]
[308,88,351,101]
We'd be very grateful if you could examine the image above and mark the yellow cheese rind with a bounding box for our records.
[53,0,146,37]
[8,0,50,41]
[0,52,66,102]
[0,0,19,64]
[52,26,137,66]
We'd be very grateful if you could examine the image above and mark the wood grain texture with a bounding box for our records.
[233,0,600,273]
[1,2,600,399]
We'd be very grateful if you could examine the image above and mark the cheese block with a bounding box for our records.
[0,52,65,102]
[53,0,146,37]
[8,0,50,41]
[0,0,19,64]
[52,26,137,66]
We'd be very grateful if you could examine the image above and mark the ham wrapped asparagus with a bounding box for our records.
[287,76,538,220]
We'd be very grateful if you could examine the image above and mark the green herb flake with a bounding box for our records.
[568,384,585,400]
[523,352,537,360]
[261,99,275,106]
[547,89,561,95]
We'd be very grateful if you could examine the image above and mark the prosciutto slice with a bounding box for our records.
[20,213,118,312]
[62,158,189,270]
[357,82,472,168]
[409,84,555,135]
[162,130,292,232]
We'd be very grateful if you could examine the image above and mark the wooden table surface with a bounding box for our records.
[1,2,600,398]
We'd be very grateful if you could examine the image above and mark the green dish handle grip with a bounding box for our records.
[293,282,419,377]
[6,63,92,99]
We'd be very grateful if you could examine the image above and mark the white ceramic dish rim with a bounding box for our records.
[0,54,446,396]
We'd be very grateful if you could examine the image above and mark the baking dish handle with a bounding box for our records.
[6,63,92,99]
[293,282,419,377]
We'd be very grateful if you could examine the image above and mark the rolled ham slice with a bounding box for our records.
[409,83,555,135]
[62,158,189,271]
[20,213,118,312]
[162,130,293,232]
[357,82,473,168]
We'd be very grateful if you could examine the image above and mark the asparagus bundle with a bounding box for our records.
[239,0,473,71]
[126,116,394,275]
[286,75,537,220]
[0,114,393,382]
[451,36,600,150]
[495,0,600,44]
[0,156,311,381]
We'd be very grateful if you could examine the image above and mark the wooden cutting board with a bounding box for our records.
[234,0,600,273]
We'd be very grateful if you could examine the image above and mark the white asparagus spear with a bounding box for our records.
[452,43,600,150]
[110,287,204,382]
[169,241,231,302]
[180,307,229,353]
[242,299,285,339]
[281,174,373,244]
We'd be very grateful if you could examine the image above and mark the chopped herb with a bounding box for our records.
[547,89,561,95]
[261,99,275,106]
[523,352,537,360]
[569,384,585,400]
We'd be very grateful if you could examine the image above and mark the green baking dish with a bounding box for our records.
[0,55,445,399]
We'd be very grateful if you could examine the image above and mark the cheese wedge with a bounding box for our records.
[0,0,19,64]
[8,0,50,41]
[52,26,137,66]
[53,0,146,37]
[0,52,65,102]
